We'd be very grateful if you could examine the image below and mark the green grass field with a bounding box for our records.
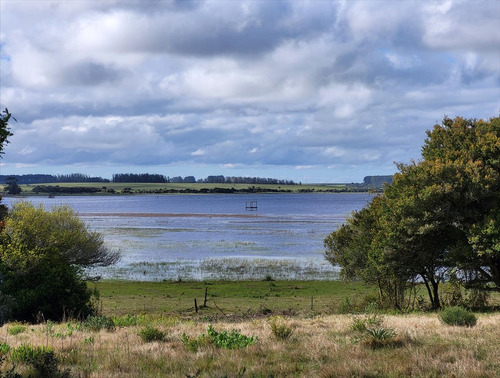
[2,280,499,377]
[93,279,500,318]
[93,280,377,318]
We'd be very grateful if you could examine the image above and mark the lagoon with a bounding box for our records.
[3,193,373,281]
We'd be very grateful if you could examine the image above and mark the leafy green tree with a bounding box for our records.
[325,116,499,310]
[420,117,500,291]
[0,203,120,321]
[3,202,120,269]
[4,176,21,195]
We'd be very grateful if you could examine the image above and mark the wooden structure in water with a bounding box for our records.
[245,201,257,211]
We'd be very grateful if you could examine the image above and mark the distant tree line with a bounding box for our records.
[0,173,109,185]
[55,173,109,183]
[202,175,297,185]
[112,173,169,183]
[4,173,299,185]
[0,173,304,185]
[112,174,297,185]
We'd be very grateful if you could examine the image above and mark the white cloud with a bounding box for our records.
[0,0,498,182]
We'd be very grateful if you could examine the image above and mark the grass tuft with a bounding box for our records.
[7,324,26,336]
[269,316,293,340]
[138,326,166,343]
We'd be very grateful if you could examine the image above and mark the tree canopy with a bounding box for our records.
[4,176,22,195]
[3,202,120,269]
[0,203,120,321]
[325,116,500,309]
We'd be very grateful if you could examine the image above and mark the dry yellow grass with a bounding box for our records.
[1,313,499,377]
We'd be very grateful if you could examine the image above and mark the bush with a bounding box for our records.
[439,306,477,327]
[0,247,97,322]
[0,203,119,322]
[138,326,166,343]
[11,344,69,377]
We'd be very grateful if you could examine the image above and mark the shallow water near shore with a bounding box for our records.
[4,193,373,280]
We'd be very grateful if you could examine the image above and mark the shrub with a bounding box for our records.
[439,306,477,327]
[138,326,166,343]
[10,344,68,377]
[82,315,116,332]
[0,203,119,322]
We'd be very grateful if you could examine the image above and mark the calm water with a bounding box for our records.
[4,193,373,281]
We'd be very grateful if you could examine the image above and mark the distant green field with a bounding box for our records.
[93,279,376,317]
[92,279,500,318]
[15,182,357,195]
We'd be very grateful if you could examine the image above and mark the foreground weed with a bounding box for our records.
[0,343,10,355]
[362,328,403,349]
[350,317,367,333]
[113,314,147,327]
[439,306,477,327]
[11,344,70,377]
[181,333,210,352]
[0,342,10,366]
[53,323,76,339]
[138,326,166,343]
[350,314,383,333]
[182,325,257,352]
[208,325,257,349]
[11,345,55,364]
[82,315,116,332]
[269,316,293,340]
[7,325,26,336]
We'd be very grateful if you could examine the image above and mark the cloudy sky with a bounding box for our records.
[0,0,499,183]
